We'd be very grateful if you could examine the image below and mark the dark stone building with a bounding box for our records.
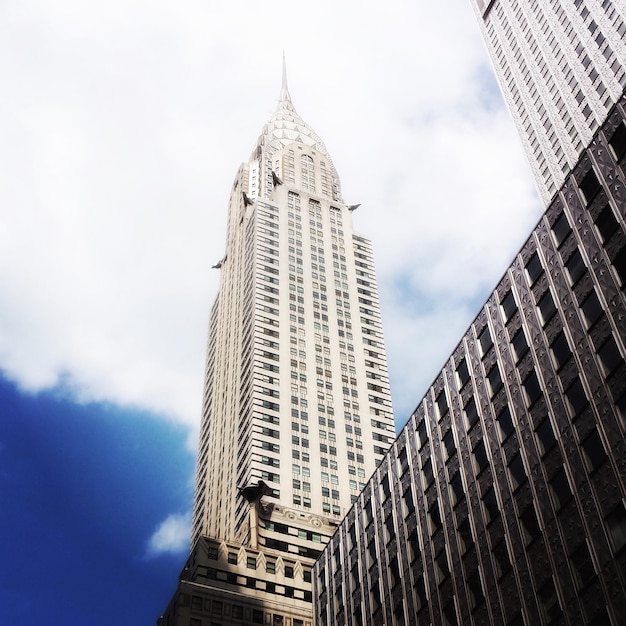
[314,98,626,625]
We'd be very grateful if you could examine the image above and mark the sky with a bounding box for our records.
[0,1,543,624]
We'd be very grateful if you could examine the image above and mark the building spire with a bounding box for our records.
[278,51,293,109]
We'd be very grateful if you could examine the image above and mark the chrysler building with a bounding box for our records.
[158,65,394,625]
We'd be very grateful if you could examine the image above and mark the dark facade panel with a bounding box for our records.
[314,97,626,626]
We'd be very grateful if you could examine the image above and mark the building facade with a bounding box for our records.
[471,0,626,203]
[314,11,626,617]
[314,95,626,626]
[158,70,394,625]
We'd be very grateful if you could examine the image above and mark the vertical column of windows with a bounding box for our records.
[354,235,393,464]
[286,192,311,510]
[338,226,356,488]
[244,204,282,520]
[263,151,274,198]
[320,160,331,198]
[283,149,295,185]
[300,154,315,193]
[309,199,343,516]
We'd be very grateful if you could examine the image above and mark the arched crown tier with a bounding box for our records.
[250,62,342,203]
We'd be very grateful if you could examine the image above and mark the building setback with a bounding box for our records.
[157,66,394,625]
[314,90,626,626]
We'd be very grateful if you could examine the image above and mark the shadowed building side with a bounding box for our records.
[314,91,626,626]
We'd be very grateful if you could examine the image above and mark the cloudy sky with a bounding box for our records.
[0,1,542,623]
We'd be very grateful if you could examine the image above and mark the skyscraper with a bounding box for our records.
[158,66,394,625]
[471,0,626,203]
[314,2,626,625]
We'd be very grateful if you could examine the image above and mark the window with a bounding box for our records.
[487,364,502,397]
[422,459,434,489]
[467,571,484,610]
[612,245,626,285]
[379,475,390,498]
[457,358,470,386]
[436,390,448,418]
[508,453,527,490]
[608,121,626,161]
[473,441,489,473]
[570,543,596,590]
[370,580,382,613]
[429,503,441,534]
[501,290,517,321]
[595,204,619,243]
[443,601,457,626]
[523,371,542,406]
[538,290,556,325]
[606,502,626,552]
[435,550,449,583]
[526,252,543,284]
[478,327,493,355]
[403,486,415,517]
[539,579,562,621]
[384,514,395,542]
[536,417,557,455]
[397,447,408,474]
[492,540,510,579]
[566,377,588,416]
[408,528,420,562]
[520,505,541,545]
[511,328,529,362]
[581,428,607,472]
[550,330,571,370]
[465,398,479,430]
[393,602,404,624]
[489,400,511,438]
[550,468,573,510]
[458,518,473,555]
[565,250,586,285]
[579,292,603,333]
[598,335,623,377]
[443,430,455,460]
[579,169,602,205]
[552,212,571,247]
[417,419,428,447]
[450,472,464,506]
[482,486,499,523]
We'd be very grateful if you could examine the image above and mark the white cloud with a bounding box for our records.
[146,512,191,557]
[0,0,542,431]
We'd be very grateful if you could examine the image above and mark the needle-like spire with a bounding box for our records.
[282,50,288,92]
[278,51,292,108]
